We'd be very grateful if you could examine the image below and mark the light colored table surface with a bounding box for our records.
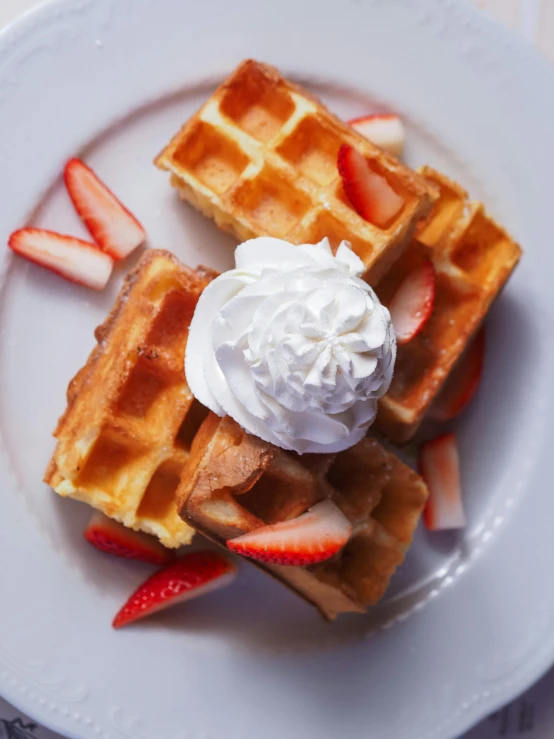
[0,1,552,738]
[474,0,553,54]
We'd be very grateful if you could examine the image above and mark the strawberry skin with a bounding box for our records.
[348,114,405,157]
[388,258,436,345]
[85,511,174,566]
[64,158,146,260]
[430,327,485,421]
[420,433,466,531]
[227,500,352,567]
[113,551,237,628]
[8,228,113,290]
[337,144,404,228]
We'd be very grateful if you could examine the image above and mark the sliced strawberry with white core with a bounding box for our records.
[349,114,405,158]
[429,327,485,421]
[112,551,237,629]
[227,500,352,567]
[420,433,466,531]
[8,228,113,290]
[388,258,436,344]
[337,144,404,228]
[84,511,174,566]
[64,158,146,260]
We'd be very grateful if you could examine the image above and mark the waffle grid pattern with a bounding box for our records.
[44,251,214,548]
[178,414,428,619]
[376,167,522,442]
[156,59,438,285]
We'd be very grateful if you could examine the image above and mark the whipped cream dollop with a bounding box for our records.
[185,237,396,454]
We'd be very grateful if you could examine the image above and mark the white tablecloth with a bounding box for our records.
[0,0,552,737]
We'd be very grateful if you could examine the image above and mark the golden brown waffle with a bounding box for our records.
[375,167,522,443]
[178,413,428,620]
[44,250,216,548]
[155,59,438,285]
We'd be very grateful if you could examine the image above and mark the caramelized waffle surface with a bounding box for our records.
[375,167,522,443]
[178,413,428,619]
[155,59,438,284]
[44,250,215,548]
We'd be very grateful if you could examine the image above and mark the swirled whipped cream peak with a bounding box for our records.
[185,237,396,454]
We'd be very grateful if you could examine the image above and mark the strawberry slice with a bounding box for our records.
[349,114,405,158]
[112,551,237,628]
[430,328,486,421]
[84,511,174,566]
[388,258,436,344]
[420,433,466,531]
[337,144,404,228]
[64,158,146,260]
[227,500,352,567]
[8,228,113,290]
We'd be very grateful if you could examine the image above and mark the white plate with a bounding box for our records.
[0,1,553,738]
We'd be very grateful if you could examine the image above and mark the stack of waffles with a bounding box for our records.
[156,60,520,445]
[46,248,428,618]
[45,59,521,618]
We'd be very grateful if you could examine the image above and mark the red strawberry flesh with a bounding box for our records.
[84,511,174,566]
[64,158,146,260]
[112,551,237,628]
[388,258,436,344]
[227,500,352,567]
[348,114,405,157]
[420,432,466,531]
[337,144,404,228]
[8,228,113,290]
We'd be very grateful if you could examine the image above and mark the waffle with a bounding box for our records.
[375,167,522,443]
[155,59,438,285]
[178,413,428,620]
[44,250,216,548]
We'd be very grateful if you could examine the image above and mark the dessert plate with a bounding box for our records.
[0,1,552,738]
